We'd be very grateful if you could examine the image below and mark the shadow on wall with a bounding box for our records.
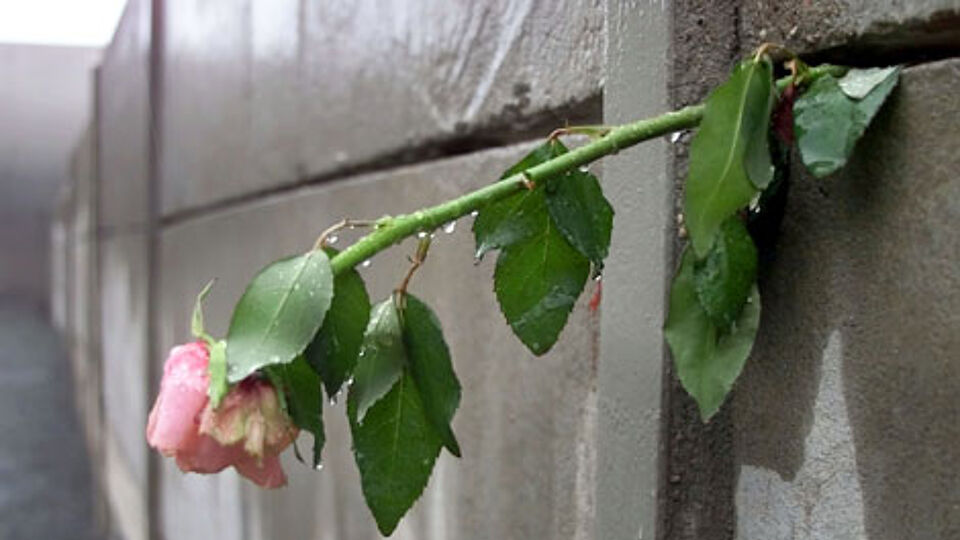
[733,60,960,539]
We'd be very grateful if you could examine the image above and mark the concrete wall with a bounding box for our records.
[55,0,960,539]
[0,44,100,308]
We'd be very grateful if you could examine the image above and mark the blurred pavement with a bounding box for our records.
[0,301,102,540]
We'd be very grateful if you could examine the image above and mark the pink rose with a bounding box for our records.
[146,341,298,488]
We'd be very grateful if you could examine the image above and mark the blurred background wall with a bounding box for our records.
[0,44,100,309]
[39,1,960,539]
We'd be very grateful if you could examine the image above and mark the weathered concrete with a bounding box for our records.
[733,59,960,540]
[595,1,671,539]
[157,142,599,539]
[740,0,960,59]
[158,0,604,216]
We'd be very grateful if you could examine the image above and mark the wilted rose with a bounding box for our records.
[146,341,298,488]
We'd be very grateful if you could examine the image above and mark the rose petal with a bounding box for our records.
[234,454,287,489]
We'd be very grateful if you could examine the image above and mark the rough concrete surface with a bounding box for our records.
[0,302,102,540]
[157,142,599,539]
[158,0,604,216]
[740,0,960,61]
[734,59,960,539]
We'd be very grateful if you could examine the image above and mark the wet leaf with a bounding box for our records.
[305,248,371,399]
[494,209,590,355]
[225,250,334,382]
[838,66,900,99]
[349,373,442,536]
[693,217,758,330]
[794,67,899,177]
[402,294,461,457]
[544,146,614,268]
[684,58,774,256]
[473,142,559,259]
[665,248,761,421]
[348,299,405,423]
[272,355,324,468]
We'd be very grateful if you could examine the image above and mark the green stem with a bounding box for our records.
[329,64,846,276]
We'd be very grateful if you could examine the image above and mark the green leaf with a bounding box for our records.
[665,248,761,420]
[684,58,774,256]
[794,67,899,177]
[225,250,334,382]
[305,248,371,399]
[474,140,614,268]
[207,340,228,407]
[494,210,590,355]
[473,142,560,259]
[402,294,462,457]
[349,298,405,423]
[838,66,900,99]
[544,155,614,268]
[350,373,442,536]
[693,217,758,330]
[272,356,324,467]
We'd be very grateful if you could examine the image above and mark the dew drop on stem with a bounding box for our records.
[315,462,324,471]
[470,210,479,218]
[327,234,339,245]
[442,220,456,234]
[361,259,372,268]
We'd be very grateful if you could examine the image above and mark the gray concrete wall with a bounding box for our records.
[0,44,100,308]
[97,1,153,539]
[55,0,960,539]
[733,58,960,540]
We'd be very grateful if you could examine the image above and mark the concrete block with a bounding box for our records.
[159,0,604,216]
[596,1,672,540]
[733,59,960,539]
[100,232,150,540]
[158,142,599,539]
[740,0,960,57]
[98,0,150,231]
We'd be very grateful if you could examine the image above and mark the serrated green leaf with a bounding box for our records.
[494,210,590,355]
[402,294,461,457]
[272,355,324,467]
[225,250,334,382]
[207,340,228,407]
[693,217,758,330]
[794,67,899,177]
[473,142,560,259]
[838,66,899,99]
[685,58,774,256]
[349,298,405,423]
[191,279,215,342]
[350,373,442,536]
[665,248,761,421]
[544,157,614,268]
[305,247,371,399]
